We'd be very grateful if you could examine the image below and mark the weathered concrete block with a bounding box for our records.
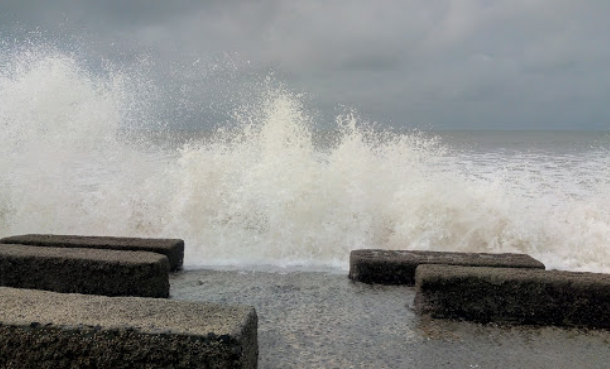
[0,244,169,298]
[0,287,258,369]
[349,249,545,285]
[0,234,184,271]
[414,264,610,328]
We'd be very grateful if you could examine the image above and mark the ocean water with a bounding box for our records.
[1,48,610,273]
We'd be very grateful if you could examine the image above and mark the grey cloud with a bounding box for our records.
[1,0,610,130]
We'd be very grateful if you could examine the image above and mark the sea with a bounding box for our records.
[1,47,610,274]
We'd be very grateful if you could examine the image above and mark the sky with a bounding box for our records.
[1,0,610,131]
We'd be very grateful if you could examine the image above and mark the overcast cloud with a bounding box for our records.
[2,0,610,130]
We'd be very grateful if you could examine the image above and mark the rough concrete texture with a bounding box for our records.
[414,264,610,328]
[171,268,610,369]
[0,287,258,369]
[349,249,545,285]
[0,244,170,298]
[0,234,184,271]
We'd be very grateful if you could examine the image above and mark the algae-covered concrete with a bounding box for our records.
[0,234,184,271]
[349,249,545,285]
[414,264,610,328]
[0,287,258,369]
[0,244,169,297]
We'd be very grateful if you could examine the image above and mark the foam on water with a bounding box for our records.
[1,47,610,272]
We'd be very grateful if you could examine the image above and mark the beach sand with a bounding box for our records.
[171,269,610,369]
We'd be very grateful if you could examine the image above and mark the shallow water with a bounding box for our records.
[170,269,610,369]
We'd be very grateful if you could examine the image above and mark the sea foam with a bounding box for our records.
[1,46,610,272]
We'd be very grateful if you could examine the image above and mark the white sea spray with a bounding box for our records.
[1,46,610,272]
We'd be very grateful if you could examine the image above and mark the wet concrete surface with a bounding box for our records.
[0,287,257,369]
[170,269,610,369]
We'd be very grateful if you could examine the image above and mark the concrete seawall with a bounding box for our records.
[349,249,545,285]
[0,244,170,298]
[170,268,610,368]
[0,287,258,369]
[414,264,610,328]
[0,234,184,271]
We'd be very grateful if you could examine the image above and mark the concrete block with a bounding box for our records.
[349,249,545,285]
[414,264,610,328]
[0,244,169,298]
[0,234,184,271]
[0,287,258,369]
